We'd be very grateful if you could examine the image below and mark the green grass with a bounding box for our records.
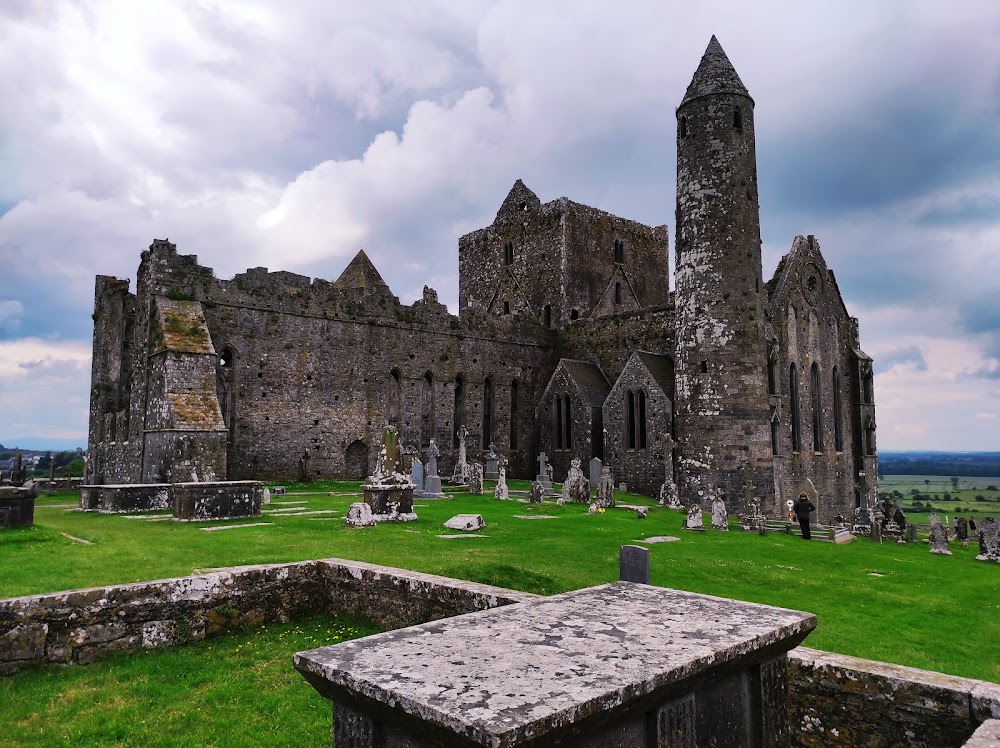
[0,615,381,747]
[3,481,1000,687]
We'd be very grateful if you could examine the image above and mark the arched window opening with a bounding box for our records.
[613,239,624,264]
[771,415,780,456]
[543,304,552,328]
[862,367,874,405]
[767,346,778,395]
[563,394,572,450]
[421,371,435,447]
[638,390,647,449]
[554,394,563,449]
[388,369,402,428]
[504,242,514,266]
[453,375,465,448]
[217,346,237,439]
[626,391,636,449]
[865,418,876,455]
[482,377,494,446]
[680,116,688,139]
[219,348,234,368]
[790,364,802,452]
[811,363,823,452]
[832,367,844,452]
[733,107,743,131]
[509,380,519,449]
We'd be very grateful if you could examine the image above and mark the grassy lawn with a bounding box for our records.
[2,480,999,688]
[0,616,380,747]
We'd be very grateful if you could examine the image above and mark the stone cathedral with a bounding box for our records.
[86,38,878,521]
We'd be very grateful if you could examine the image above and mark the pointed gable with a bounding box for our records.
[591,266,642,317]
[537,359,611,415]
[680,35,752,106]
[332,250,399,311]
[634,351,675,399]
[495,179,542,223]
[767,235,851,321]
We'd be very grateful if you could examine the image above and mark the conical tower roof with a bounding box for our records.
[333,249,392,294]
[679,36,752,108]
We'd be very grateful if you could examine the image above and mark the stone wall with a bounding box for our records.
[788,647,1000,748]
[0,559,537,676]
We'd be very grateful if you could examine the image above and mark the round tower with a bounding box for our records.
[673,36,774,508]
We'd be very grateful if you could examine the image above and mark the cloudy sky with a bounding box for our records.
[1,0,999,452]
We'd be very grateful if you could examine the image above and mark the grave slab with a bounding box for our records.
[199,522,273,532]
[296,582,816,748]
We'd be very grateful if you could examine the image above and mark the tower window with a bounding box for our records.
[700,360,708,374]
[502,301,510,316]
[504,242,514,265]
[614,283,622,304]
[680,116,688,139]
[570,309,579,320]
[626,391,636,449]
[613,239,624,264]
[733,107,743,131]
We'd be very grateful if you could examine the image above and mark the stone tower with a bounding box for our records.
[673,37,774,507]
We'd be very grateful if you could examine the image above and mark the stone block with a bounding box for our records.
[444,514,486,532]
[618,545,650,584]
[0,623,47,662]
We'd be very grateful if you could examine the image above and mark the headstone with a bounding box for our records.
[451,425,469,484]
[273,486,286,496]
[484,444,499,481]
[444,514,486,532]
[11,452,24,487]
[619,545,650,584]
[658,458,681,509]
[870,520,882,544]
[262,487,271,505]
[976,517,1000,563]
[588,502,598,514]
[636,507,648,520]
[468,463,484,495]
[955,516,969,541]
[619,482,627,493]
[529,482,544,504]
[928,514,952,555]
[424,440,444,497]
[711,497,729,531]
[494,459,509,501]
[535,452,552,495]
[851,504,871,535]
[739,499,763,532]
[410,458,424,495]
[833,513,848,530]
[589,457,602,489]
[685,504,703,531]
[562,457,590,503]
[596,467,615,509]
[363,426,417,522]
[345,502,376,528]
[908,523,918,543]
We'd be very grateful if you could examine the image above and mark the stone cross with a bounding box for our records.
[536,452,548,478]
[426,440,440,477]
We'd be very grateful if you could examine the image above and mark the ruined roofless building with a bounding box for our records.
[86,37,878,521]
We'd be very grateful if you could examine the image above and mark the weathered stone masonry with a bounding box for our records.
[87,37,877,520]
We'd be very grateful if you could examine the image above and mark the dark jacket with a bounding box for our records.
[794,497,816,520]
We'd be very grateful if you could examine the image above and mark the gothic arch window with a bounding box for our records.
[553,393,563,449]
[502,300,510,316]
[811,362,823,452]
[421,371,435,447]
[626,391,636,449]
[733,107,743,131]
[790,363,802,452]
[614,239,624,264]
[638,390,647,449]
[767,344,778,395]
[388,369,402,428]
[614,282,622,304]
[862,365,874,405]
[453,375,465,448]
[771,412,780,456]
[482,377,494,446]
[563,394,572,449]
[509,379,519,449]
[217,345,237,439]
[832,366,844,452]
[504,242,514,266]
[864,416,876,455]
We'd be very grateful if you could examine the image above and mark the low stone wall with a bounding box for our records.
[172,481,262,521]
[789,647,1000,747]
[80,483,171,513]
[0,559,537,676]
[35,477,84,494]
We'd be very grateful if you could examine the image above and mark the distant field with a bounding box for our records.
[879,474,1000,522]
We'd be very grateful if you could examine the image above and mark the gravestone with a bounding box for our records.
[928,514,952,555]
[423,440,444,497]
[444,514,486,532]
[851,504,871,535]
[484,444,499,481]
[596,467,615,509]
[619,482,627,493]
[711,497,729,531]
[362,427,417,522]
[494,459,509,501]
[529,482,544,504]
[273,486,286,496]
[955,516,969,541]
[740,499,763,532]
[451,425,469,484]
[410,458,424,495]
[685,504,704,531]
[977,517,1000,563]
[658,457,681,509]
[870,520,882,544]
[468,463,484,495]
[535,452,553,495]
[908,523,918,543]
[261,487,271,505]
[589,457,602,489]
[344,502,376,528]
[619,545,650,584]
[561,458,590,503]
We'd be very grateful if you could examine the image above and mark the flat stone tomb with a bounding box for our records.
[295,582,816,747]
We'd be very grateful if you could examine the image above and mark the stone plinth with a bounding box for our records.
[295,582,816,747]
[0,488,35,528]
[362,485,415,519]
[81,483,171,513]
[172,481,262,521]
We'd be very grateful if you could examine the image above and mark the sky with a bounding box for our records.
[1,0,999,452]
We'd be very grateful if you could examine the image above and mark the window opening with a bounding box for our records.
[509,379,519,449]
[733,107,743,131]
[554,394,563,449]
[638,390,647,449]
[811,363,823,452]
[453,375,465,448]
[790,364,801,452]
[543,304,552,327]
[626,391,636,449]
[680,116,688,138]
[614,282,622,304]
[483,377,494,446]
[833,367,844,452]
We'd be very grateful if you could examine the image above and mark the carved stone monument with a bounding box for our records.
[468,463,484,495]
[976,517,1000,563]
[484,444,499,481]
[444,514,486,532]
[711,496,729,531]
[451,425,470,484]
[685,504,704,531]
[928,514,952,555]
[423,440,445,498]
[535,452,553,495]
[344,502,376,528]
[589,457,602,489]
[410,458,424,496]
[561,458,590,504]
[494,459,509,501]
[595,467,615,509]
[529,481,544,504]
[362,427,417,522]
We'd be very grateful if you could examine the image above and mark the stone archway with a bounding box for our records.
[344,441,369,480]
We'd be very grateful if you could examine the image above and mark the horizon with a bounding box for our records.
[2,2,999,451]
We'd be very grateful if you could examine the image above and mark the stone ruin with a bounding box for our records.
[928,514,952,556]
[595,466,615,509]
[361,427,417,522]
[711,495,729,531]
[344,502,376,528]
[444,514,486,532]
[658,457,681,510]
[977,517,999,563]
[560,458,590,504]
[493,458,509,501]
[0,481,36,529]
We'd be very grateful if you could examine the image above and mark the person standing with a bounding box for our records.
[794,493,816,540]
